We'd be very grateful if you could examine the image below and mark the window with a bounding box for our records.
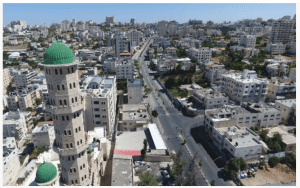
[94,101,99,104]
[70,169,73,173]
[80,139,82,144]
[70,143,73,148]
[71,180,74,184]
[94,108,100,111]
[76,128,78,133]
[74,168,76,173]
[60,69,63,75]
[73,82,76,88]
[51,85,53,90]
[72,156,75,160]
[77,141,79,145]
[95,121,100,124]
[62,116,65,121]
[72,98,74,103]
[70,83,72,89]
[80,166,82,170]
[64,99,67,105]
[68,130,71,135]
[68,68,70,73]
[83,164,85,168]
[85,175,86,179]
[68,156,71,161]
[79,127,81,131]
[75,180,78,184]
[75,97,77,102]
[55,69,58,75]
[66,116,69,121]
[74,114,76,118]
[64,130,67,135]
[95,115,100,118]
[72,67,74,73]
[62,85,65,90]
[60,100,62,105]
[66,143,69,148]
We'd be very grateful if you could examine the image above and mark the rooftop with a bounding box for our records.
[275,99,296,108]
[111,158,133,186]
[115,131,146,151]
[267,127,296,145]
[127,78,142,87]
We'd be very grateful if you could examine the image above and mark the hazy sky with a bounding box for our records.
[3,3,296,26]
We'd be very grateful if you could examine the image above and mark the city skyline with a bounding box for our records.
[4,3,296,26]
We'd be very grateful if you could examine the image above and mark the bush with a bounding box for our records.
[199,160,203,167]
[268,156,280,168]
[152,110,158,117]
[210,180,215,186]
[254,126,259,131]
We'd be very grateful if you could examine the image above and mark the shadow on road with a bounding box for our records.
[190,126,226,168]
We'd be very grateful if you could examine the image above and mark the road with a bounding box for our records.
[134,38,231,186]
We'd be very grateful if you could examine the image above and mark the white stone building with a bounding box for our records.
[266,42,286,54]
[127,78,143,104]
[240,35,256,48]
[3,68,11,95]
[190,47,212,63]
[116,58,134,79]
[275,99,296,122]
[32,123,55,148]
[193,88,228,109]
[220,70,269,104]
[12,68,37,91]
[267,76,296,101]
[3,110,28,141]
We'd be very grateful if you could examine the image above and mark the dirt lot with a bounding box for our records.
[3,44,28,49]
[241,163,296,186]
[280,55,296,62]
[212,55,226,64]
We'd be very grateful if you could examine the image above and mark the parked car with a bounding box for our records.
[163,170,170,179]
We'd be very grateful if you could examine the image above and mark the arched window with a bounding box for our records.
[48,84,50,90]
[74,114,76,118]
[49,69,51,75]
[51,85,53,90]
[64,130,67,135]
[77,141,79,145]
[77,112,79,117]
[74,168,76,173]
[72,67,74,73]
[57,85,60,91]
[66,116,69,121]
[64,99,67,105]
[68,68,70,74]
[75,97,77,102]
[71,180,74,184]
[68,130,71,135]
[70,143,73,148]
[55,69,58,75]
[72,98,74,103]
[62,116,65,121]
[69,83,72,89]
[66,143,69,148]
[82,177,84,181]
[70,169,72,173]
[46,68,48,74]
[73,82,76,88]
[80,139,82,144]
[60,68,63,75]
[62,85,65,90]
[79,126,81,131]
[76,128,78,133]
[75,180,78,184]
[60,100,62,105]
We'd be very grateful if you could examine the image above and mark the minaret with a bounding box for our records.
[40,39,89,186]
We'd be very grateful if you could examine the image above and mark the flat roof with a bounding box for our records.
[275,99,296,108]
[115,131,146,151]
[148,124,167,150]
[111,158,133,186]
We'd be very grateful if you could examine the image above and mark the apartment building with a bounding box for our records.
[212,125,263,161]
[18,85,41,111]
[266,63,289,77]
[240,35,256,48]
[11,68,36,91]
[230,37,241,45]
[115,37,132,57]
[165,47,177,56]
[220,70,269,104]
[32,123,55,148]
[266,42,286,54]
[127,30,141,46]
[193,88,228,109]
[267,76,296,101]
[3,68,12,95]
[106,16,115,24]
[118,104,150,132]
[289,68,296,82]
[83,76,117,135]
[270,19,293,44]
[286,35,296,54]
[103,57,117,72]
[205,64,229,83]
[6,93,18,111]
[3,110,28,141]
[127,78,143,104]
[275,99,296,122]
[3,148,21,186]
[115,58,134,79]
[190,47,212,63]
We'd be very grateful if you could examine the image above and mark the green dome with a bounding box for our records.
[36,162,57,183]
[44,40,75,65]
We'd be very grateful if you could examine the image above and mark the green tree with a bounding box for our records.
[26,107,33,112]
[199,160,203,167]
[144,87,152,94]
[152,110,158,117]
[33,119,39,127]
[268,156,280,168]
[138,171,158,186]
[35,98,43,105]
[210,180,215,186]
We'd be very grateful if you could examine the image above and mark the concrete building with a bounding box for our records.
[18,85,41,111]
[266,42,286,54]
[127,30,141,46]
[41,41,90,185]
[3,137,17,149]
[165,47,177,56]
[193,88,229,109]
[190,47,212,63]
[3,147,21,186]
[289,68,296,82]
[3,68,11,95]
[266,62,289,77]
[270,19,293,44]
[32,123,55,148]
[115,37,132,57]
[118,104,150,132]
[220,70,269,104]
[212,125,263,161]
[103,57,117,72]
[275,99,296,122]
[205,64,229,83]
[83,76,117,134]
[267,127,296,151]
[127,78,143,104]
[116,58,134,79]
[12,68,37,91]
[130,18,136,25]
[240,35,256,48]
[3,110,28,141]
[267,76,296,101]
[106,16,115,24]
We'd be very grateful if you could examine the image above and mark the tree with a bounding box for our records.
[268,156,280,168]
[224,157,247,180]
[35,98,43,105]
[199,160,203,167]
[254,126,259,131]
[140,139,148,160]
[138,171,158,186]
[210,180,216,186]
[152,110,158,117]
[33,119,39,127]
[26,107,33,112]
[144,87,152,94]
[183,139,187,144]
[170,148,187,185]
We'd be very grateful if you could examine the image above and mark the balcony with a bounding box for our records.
[45,102,84,114]
[56,142,88,156]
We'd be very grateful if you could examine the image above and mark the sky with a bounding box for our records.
[3,3,296,26]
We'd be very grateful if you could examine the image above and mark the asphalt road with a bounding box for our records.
[136,39,231,186]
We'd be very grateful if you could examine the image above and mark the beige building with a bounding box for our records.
[267,76,296,101]
[18,85,41,111]
[3,68,11,95]
[3,110,28,141]
[32,123,55,148]
[3,148,21,186]
[267,127,296,151]
[275,99,296,122]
